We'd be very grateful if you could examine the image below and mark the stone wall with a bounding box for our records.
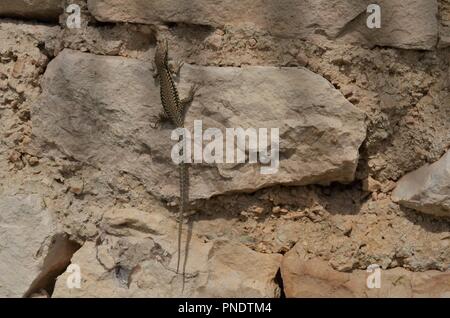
[0,0,449,297]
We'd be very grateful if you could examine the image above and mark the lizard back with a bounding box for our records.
[155,39,183,127]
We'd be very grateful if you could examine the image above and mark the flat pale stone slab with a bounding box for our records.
[356,0,438,50]
[0,0,62,22]
[281,244,450,298]
[0,190,56,297]
[31,49,366,200]
[392,150,450,217]
[53,207,282,297]
[87,0,438,50]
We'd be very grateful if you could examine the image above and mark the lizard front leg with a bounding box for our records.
[150,111,170,129]
[152,60,160,82]
[180,84,199,116]
[169,60,184,78]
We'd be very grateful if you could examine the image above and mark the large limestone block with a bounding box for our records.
[281,244,450,298]
[360,0,438,50]
[0,190,56,297]
[0,0,62,22]
[53,207,282,297]
[31,49,366,200]
[392,150,450,217]
[87,0,438,49]
[0,21,61,297]
[87,0,368,38]
[439,0,450,48]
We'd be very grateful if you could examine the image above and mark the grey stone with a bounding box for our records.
[31,49,366,201]
[0,0,62,22]
[53,207,282,297]
[281,249,450,298]
[361,0,438,50]
[392,150,450,217]
[439,0,450,48]
[0,190,56,297]
[87,0,438,50]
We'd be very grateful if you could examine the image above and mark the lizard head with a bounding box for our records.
[155,38,169,68]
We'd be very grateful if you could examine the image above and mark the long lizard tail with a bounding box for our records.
[176,192,182,275]
[177,161,189,275]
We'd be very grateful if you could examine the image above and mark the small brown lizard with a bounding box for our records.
[153,38,197,279]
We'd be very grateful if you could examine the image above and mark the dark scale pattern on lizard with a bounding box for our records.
[154,38,196,283]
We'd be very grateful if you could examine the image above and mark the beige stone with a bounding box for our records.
[392,150,450,217]
[0,0,62,21]
[343,0,438,50]
[53,207,282,297]
[87,0,438,49]
[281,245,450,298]
[439,0,450,48]
[0,190,56,297]
[31,49,366,201]
[362,176,382,192]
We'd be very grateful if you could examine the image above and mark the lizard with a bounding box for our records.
[153,37,197,279]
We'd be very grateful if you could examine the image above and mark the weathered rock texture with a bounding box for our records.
[281,249,450,298]
[392,150,450,217]
[31,49,366,200]
[87,0,438,50]
[0,0,62,22]
[1,0,450,298]
[0,189,56,297]
[439,0,450,47]
[53,207,281,297]
[0,21,62,297]
[344,0,438,50]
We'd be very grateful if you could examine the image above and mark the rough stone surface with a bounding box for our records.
[0,189,56,297]
[0,21,61,297]
[53,207,282,297]
[87,0,438,50]
[392,150,450,217]
[31,49,366,201]
[0,0,450,298]
[342,0,438,50]
[281,247,450,298]
[440,0,450,48]
[0,0,62,22]
[87,0,368,38]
